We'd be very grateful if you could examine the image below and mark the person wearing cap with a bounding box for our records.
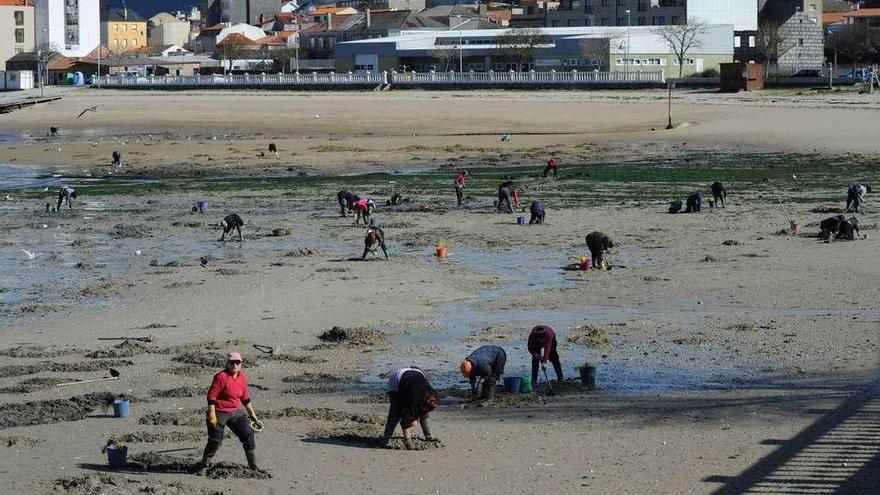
[529,201,545,225]
[454,170,469,207]
[460,345,507,401]
[380,367,439,449]
[219,213,244,242]
[362,218,389,260]
[543,158,560,179]
[528,325,563,387]
[196,352,264,473]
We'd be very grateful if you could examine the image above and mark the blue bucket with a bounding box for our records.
[516,216,525,225]
[113,399,130,418]
[107,446,128,468]
[503,376,522,394]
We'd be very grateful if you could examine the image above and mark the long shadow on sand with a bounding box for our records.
[703,373,880,494]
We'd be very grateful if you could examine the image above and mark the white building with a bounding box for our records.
[32,0,100,57]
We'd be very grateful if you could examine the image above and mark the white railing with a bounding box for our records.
[95,72,385,88]
[94,69,664,89]
[391,69,665,85]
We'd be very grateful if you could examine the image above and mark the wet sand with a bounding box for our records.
[0,88,878,494]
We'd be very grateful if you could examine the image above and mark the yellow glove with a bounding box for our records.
[207,410,217,428]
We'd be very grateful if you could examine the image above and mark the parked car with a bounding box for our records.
[841,69,870,81]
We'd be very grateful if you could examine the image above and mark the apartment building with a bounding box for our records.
[101,6,146,54]
[540,0,757,31]
[32,0,100,57]
[200,0,281,26]
[0,0,35,68]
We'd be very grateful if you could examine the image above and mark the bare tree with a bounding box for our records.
[214,35,250,74]
[491,27,549,72]
[652,18,707,78]
[432,45,457,71]
[755,17,787,73]
[271,47,297,73]
[828,24,878,74]
[580,34,616,71]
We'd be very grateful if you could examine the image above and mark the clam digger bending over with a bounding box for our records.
[196,352,264,473]
[528,325,563,388]
[585,231,614,270]
[380,367,439,449]
[219,213,244,242]
[497,181,519,214]
[56,186,77,210]
[362,218,389,260]
[461,345,507,401]
[337,190,359,216]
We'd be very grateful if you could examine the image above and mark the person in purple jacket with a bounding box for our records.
[527,325,563,387]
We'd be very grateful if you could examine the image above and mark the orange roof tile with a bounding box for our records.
[845,8,880,18]
[823,12,846,24]
[311,6,356,15]
[0,0,33,5]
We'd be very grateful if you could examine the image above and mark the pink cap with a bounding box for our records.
[226,352,242,362]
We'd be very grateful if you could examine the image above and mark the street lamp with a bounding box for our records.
[624,9,631,76]
[450,16,470,72]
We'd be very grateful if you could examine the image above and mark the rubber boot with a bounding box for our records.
[481,377,497,401]
[245,449,259,471]
[195,440,220,475]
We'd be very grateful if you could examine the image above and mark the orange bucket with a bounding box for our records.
[436,247,447,258]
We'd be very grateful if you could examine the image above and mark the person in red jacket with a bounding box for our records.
[195,352,264,473]
[543,158,560,178]
[527,325,563,388]
[454,170,469,207]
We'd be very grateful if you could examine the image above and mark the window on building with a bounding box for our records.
[14,10,24,25]
[15,47,23,54]
[617,17,626,25]
[131,24,137,31]
[113,23,118,30]
[122,39,127,46]
[567,19,579,26]
[15,29,24,43]
[601,0,608,6]
[671,15,680,24]
[551,20,560,27]
[798,38,803,46]
[131,39,136,46]
[734,36,741,48]
[653,16,665,25]
[637,17,645,26]
[600,17,608,25]
[749,35,755,47]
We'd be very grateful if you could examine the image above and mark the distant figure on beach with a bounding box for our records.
[836,216,862,240]
[219,213,244,242]
[56,186,77,210]
[49,127,59,137]
[111,150,122,167]
[497,181,518,214]
[846,183,870,213]
[454,170,469,207]
[528,325,563,388]
[337,190,359,217]
[353,197,371,226]
[461,345,506,401]
[585,231,613,270]
[711,182,726,208]
[685,191,702,213]
[529,201,545,225]
[819,215,846,240]
[195,352,264,473]
[380,367,439,449]
[543,158,560,178]
[268,143,278,157]
[362,218,389,260]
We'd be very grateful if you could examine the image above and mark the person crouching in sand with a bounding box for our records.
[362,218,389,260]
[57,186,77,210]
[219,213,244,242]
[380,367,439,449]
[585,231,614,270]
[460,345,506,401]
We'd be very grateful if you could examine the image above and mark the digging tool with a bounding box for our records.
[56,368,120,387]
[542,364,556,396]
[252,344,274,355]
[97,335,157,343]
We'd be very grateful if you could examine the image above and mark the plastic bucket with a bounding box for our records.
[113,399,130,418]
[516,216,525,225]
[435,247,447,258]
[107,446,128,469]
[581,259,592,271]
[503,376,522,394]
[579,366,596,390]
[519,374,533,393]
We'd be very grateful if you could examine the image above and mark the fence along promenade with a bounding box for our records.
[94,70,666,89]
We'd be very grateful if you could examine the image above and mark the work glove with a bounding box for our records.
[207,410,217,428]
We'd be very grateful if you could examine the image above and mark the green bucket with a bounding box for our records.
[519,374,533,393]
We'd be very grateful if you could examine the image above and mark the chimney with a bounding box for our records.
[328,12,333,30]
[366,8,371,28]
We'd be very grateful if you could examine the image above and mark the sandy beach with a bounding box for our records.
[0,87,877,494]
